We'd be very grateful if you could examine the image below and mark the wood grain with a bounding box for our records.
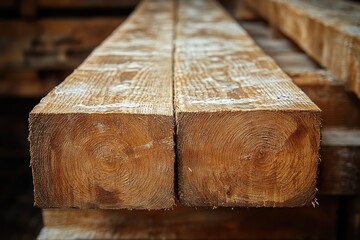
[174,0,321,207]
[241,20,360,195]
[244,0,360,98]
[242,21,360,128]
[292,70,360,128]
[38,198,338,239]
[29,0,175,209]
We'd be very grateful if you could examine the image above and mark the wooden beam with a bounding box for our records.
[20,0,37,18]
[242,21,360,128]
[319,128,360,196]
[38,199,338,239]
[234,0,258,21]
[319,128,360,195]
[218,0,259,21]
[243,0,360,98]
[241,20,360,195]
[292,71,360,128]
[319,146,360,195]
[0,69,67,97]
[36,0,140,8]
[174,0,321,207]
[29,0,175,209]
[0,18,125,70]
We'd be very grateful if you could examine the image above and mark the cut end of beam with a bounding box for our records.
[30,113,175,209]
[177,110,321,207]
[175,0,321,207]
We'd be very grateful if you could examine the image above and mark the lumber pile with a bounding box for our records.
[243,0,360,98]
[241,17,360,196]
[26,0,360,238]
[30,0,321,209]
[0,3,130,97]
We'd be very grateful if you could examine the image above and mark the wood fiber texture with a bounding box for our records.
[174,0,321,207]
[29,0,175,209]
[241,20,360,195]
[244,0,360,98]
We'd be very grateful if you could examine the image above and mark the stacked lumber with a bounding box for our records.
[27,0,360,238]
[243,0,360,98]
[0,3,131,97]
[241,15,360,197]
[30,0,321,209]
[239,9,360,239]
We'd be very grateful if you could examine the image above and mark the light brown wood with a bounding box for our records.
[244,0,360,98]
[241,21,360,128]
[174,0,321,207]
[29,0,175,209]
[242,20,360,195]
[38,199,338,239]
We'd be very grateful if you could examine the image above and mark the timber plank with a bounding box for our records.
[175,0,321,207]
[0,18,125,70]
[244,0,360,98]
[29,0,175,209]
[242,20,360,195]
[242,21,360,128]
[319,131,360,195]
[38,199,338,239]
[292,71,360,128]
[36,0,140,9]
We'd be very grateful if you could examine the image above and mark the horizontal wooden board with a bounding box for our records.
[319,146,360,195]
[244,0,360,98]
[36,0,140,8]
[319,128,360,195]
[38,198,338,239]
[0,70,68,97]
[175,0,320,207]
[241,20,360,195]
[29,0,175,209]
[0,18,125,70]
[242,21,360,128]
[292,71,360,128]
